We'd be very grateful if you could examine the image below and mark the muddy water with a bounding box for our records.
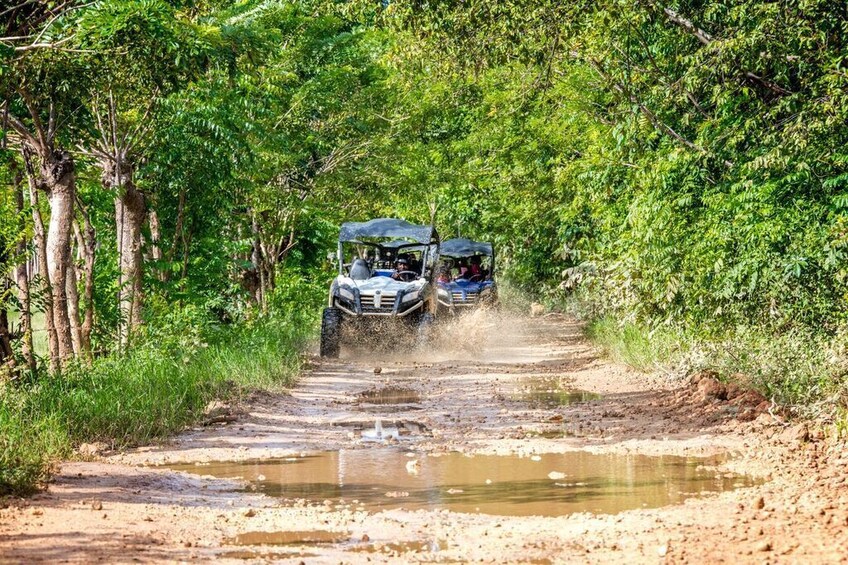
[170,449,759,517]
[356,386,421,405]
[227,530,347,545]
[515,377,601,408]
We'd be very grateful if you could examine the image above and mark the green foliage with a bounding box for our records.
[0,286,315,494]
[586,317,682,374]
[0,407,67,495]
[5,0,848,492]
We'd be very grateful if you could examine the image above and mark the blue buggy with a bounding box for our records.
[436,238,497,314]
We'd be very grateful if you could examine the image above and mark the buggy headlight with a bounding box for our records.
[338,287,355,301]
[437,288,449,297]
[401,290,421,303]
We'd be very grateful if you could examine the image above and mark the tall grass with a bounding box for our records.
[583,314,848,421]
[0,314,315,495]
[585,317,683,373]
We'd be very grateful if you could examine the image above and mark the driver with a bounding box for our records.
[391,257,413,281]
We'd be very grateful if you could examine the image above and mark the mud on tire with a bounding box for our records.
[320,307,342,358]
[416,311,435,346]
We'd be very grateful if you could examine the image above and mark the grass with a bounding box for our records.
[7,309,49,358]
[0,315,315,495]
[582,314,848,422]
[585,317,682,373]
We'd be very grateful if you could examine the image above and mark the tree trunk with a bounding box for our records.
[42,150,76,365]
[22,148,60,373]
[66,258,83,358]
[73,215,95,358]
[147,205,166,282]
[251,211,265,309]
[0,299,14,375]
[104,160,144,349]
[12,163,35,370]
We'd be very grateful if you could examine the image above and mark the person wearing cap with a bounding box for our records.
[392,257,412,281]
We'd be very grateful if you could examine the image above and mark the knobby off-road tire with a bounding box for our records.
[416,311,435,347]
[320,307,342,358]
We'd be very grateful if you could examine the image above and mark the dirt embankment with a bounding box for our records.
[2,312,848,564]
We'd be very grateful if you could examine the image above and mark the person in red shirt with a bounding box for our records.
[468,255,485,280]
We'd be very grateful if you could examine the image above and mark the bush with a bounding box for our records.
[583,312,848,419]
[0,404,68,495]
[0,281,319,495]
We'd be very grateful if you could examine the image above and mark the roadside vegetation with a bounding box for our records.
[3,1,848,493]
[1,276,321,494]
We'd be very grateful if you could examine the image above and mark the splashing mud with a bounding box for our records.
[342,308,541,364]
[169,449,760,517]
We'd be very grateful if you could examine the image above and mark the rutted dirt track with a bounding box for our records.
[3,313,848,563]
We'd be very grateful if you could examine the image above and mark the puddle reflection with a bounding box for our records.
[515,377,601,408]
[357,386,421,405]
[169,449,760,517]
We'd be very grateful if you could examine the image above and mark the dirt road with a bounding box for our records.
[2,313,848,563]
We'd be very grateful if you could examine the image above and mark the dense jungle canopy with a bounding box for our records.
[1,1,848,386]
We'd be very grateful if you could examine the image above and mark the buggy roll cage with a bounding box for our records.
[438,237,495,277]
[336,218,440,277]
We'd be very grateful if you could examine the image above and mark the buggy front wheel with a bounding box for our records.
[320,307,342,358]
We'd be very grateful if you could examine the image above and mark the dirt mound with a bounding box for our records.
[689,371,770,422]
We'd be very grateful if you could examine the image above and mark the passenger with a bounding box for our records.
[437,267,451,284]
[455,259,469,279]
[468,255,485,279]
[406,253,421,274]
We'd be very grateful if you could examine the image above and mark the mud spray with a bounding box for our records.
[343,307,537,363]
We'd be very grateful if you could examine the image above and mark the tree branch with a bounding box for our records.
[1,104,40,150]
[586,57,733,167]
[18,88,49,153]
[644,1,793,97]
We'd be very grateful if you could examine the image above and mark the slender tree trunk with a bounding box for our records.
[73,216,95,358]
[102,160,144,349]
[42,151,76,365]
[115,185,145,345]
[22,148,60,373]
[12,163,35,370]
[251,211,265,309]
[147,205,166,282]
[180,226,193,283]
[164,187,187,284]
[0,299,14,374]
[66,258,83,358]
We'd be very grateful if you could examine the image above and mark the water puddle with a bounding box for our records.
[169,449,760,517]
[515,377,600,408]
[227,530,348,546]
[357,386,421,405]
[351,539,449,554]
[218,550,317,560]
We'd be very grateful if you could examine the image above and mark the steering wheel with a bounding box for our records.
[392,270,419,282]
[468,274,484,282]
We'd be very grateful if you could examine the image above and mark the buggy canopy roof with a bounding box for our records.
[381,239,426,249]
[339,218,438,244]
[440,238,494,257]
